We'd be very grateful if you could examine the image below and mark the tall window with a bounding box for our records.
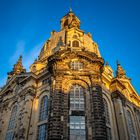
[103,99,112,140]
[69,85,86,140]
[37,96,48,140]
[71,61,83,70]
[38,124,47,140]
[5,106,17,140]
[39,96,48,121]
[72,40,79,47]
[70,85,84,110]
[126,110,137,140]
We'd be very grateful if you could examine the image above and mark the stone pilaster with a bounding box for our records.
[90,85,107,140]
[23,95,34,140]
[48,76,64,140]
[112,90,129,140]
[85,89,92,140]
[61,92,69,140]
[16,90,35,140]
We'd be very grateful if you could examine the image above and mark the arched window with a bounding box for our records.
[37,95,49,140]
[39,96,48,121]
[69,85,86,140]
[103,99,112,140]
[72,40,79,47]
[70,85,84,110]
[126,110,137,140]
[5,106,18,140]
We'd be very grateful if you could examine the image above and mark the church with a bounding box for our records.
[0,9,140,140]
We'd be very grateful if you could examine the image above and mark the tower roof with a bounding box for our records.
[60,9,80,29]
[116,61,129,79]
[8,55,26,78]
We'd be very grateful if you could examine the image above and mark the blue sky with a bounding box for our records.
[0,0,140,94]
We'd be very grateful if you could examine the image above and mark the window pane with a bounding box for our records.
[6,106,17,140]
[8,106,17,130]
[5,131,14,140]
[38,124,47,140]
[71,61,83,70]
[127,111,137,140]
[70,116,86,140]
[39,96,48,121]
[70,85,84,111]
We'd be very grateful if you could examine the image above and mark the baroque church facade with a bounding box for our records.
[0,9,140,140]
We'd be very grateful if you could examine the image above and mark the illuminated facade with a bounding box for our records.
[0,9,140,140]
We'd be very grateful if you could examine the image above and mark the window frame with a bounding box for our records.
[37,95,49,140]
[37,123,47,140]
[126,110,137,140]
[5,105,18,140]
[70,61,83,70]
[39,95,49,122]
[69,85,86,140]
[70,85,85,111]
[69,116,86,140]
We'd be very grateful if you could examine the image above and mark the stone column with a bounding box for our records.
[112,91,129,140]
[90,85,107,140]
[24,95,34,140]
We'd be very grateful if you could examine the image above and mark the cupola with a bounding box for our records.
[60,8,80,29]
